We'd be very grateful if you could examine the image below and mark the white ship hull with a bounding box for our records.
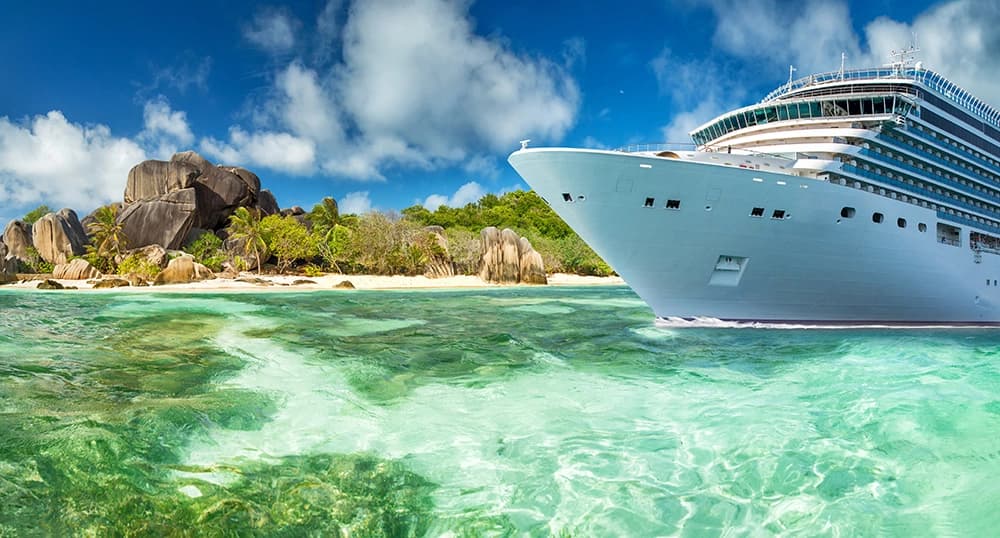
[510,148,1000,324]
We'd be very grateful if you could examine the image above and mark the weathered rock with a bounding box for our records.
[152,254,215,285]
[123,273,150,287]
[93,278,131,288]
[118,188,197,250]
[124,160,199,203]
[37,279,65,290]
[32,209,88,265]
[2,220,33,261]
[116,244,169,269]
[0,243,16,284]
[291,279,316,285]
[171,152,259,230]
[281,206,306,216]
[235,277,273,286]
[423,226,455,278]
[518,237,548,285]
[81,203,123,238]
[333,280,355,289]
[256,189,279,216]
[52,258,101,280]
[479,227,546,285]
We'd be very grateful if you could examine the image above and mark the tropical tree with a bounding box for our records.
[227,207,267,274]
[307,197,339,240]
[260,215,318,273]
[23,204,51,225]
[85,204,127,273]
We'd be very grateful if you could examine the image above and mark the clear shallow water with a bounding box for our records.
[1,286,999,536]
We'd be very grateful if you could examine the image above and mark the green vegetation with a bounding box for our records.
[227,207,268,274]
[185,232,226,272]
[22,246,53,274]
[22,204,51,224]
[117,253,160,279]
[260,215,319,273]
[83,204,127,273]
[402,190,612,276]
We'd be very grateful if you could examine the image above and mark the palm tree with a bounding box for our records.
[307,197,339,241]
[228,207,267,274]
[86,205,128,271]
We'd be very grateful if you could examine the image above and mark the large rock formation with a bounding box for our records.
[423,226,456,278]
[0,242,17,283]
[124,160,199,203]
[53,258,101,280]
[153,254,215,285]
[116,244,169,269]
[120,151,269,247]
[2,220,33,261]
[478,227,546,285]
[32,209,88,265]
[118,188,197,250]
[81,203,123,238]
[257,189,280,216]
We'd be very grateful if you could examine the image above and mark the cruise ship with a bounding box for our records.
[508,60,1000,324]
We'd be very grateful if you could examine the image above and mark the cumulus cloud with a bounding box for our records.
[422,181,486,210]
[659,0,1000,144]
[200,127,316,174]
[243,7,300,53]
[140,97,194,158]
[0,111,146,212]
[204,0,579,180]
[339,190,372,214]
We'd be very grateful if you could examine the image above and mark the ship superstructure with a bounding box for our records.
[508,60,1000,324]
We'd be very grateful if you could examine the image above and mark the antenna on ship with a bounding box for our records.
[839,52,846,80]
[787,64,796,90]
[888,42,920,76]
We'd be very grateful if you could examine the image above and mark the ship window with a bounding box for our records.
[644,197,655,207]
[862,98,873,115]
[919,222,927,232]
[841,207,856,218]
[897,218,907,228]
[873,97,886,114]
[873,212,884,223]
[772,209,786,219]
[848,99,861,115]
[750,207,765,217]
[777,105,790,121]
[788,104,800,119]
[666,199,681,210]
[562,193,573,202]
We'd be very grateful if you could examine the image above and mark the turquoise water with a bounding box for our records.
[1,286,999,536]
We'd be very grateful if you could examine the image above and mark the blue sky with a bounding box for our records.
[2,0,996,227]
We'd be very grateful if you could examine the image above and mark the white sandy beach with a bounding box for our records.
[5,273,624,292]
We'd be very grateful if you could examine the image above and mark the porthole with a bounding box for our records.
[841,207,856,218]
[897,218,907,228]
[918,223,927,232]
[872,212,884,223]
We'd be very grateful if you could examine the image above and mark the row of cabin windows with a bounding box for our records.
[840,206,928,231]
[874,134,1000,199]
[832,171,1000,233]
[989,279,999,286]
[643,197,681,209]
[894,120,1000,193]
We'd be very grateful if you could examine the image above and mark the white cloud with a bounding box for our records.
[140,97,194,159]
[655,0,1000,145]
[206,0,580,181]
[423,181,486,210]
[243,8,299,53]
[314,0,344,64]
[200,127,316,174]
[339,190,372,214]
[0,111,146,212]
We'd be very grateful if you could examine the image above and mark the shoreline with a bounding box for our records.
[1,273,625,292]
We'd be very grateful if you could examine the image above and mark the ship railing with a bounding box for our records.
[615,143,794,161]
[840,164,1000,234]
[871,134,1000,190]
[614,143,697,153]
[900,126,1000,181]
